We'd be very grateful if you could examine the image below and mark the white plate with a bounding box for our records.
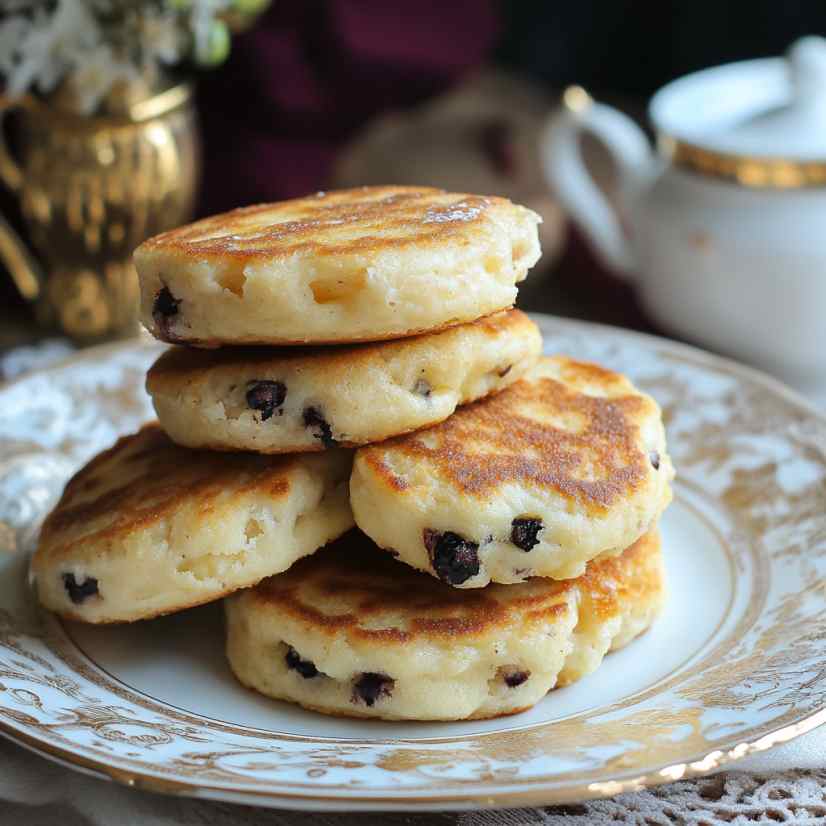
[0,314,825,812]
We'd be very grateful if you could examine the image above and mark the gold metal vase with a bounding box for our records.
[0,83,199,340]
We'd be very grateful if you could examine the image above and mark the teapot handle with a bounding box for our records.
[0,96,40,300]
[539,86,653,278]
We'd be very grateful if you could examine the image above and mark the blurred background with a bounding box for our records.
[1,1,824,384]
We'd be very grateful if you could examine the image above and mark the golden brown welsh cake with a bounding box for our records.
[351,356,674,587]
[146,310,541,454]
[134,186,542,346]
[225,528,665,721]
[32,423,354,623]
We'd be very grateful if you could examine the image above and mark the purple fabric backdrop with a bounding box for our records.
[195,0,499,214]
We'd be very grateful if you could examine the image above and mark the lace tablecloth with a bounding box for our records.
[1,340,825,826]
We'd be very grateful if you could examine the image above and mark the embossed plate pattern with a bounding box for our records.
[0,315,825,812]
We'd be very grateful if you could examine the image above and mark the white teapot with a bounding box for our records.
[541,36,826,384]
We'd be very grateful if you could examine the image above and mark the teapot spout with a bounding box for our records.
[0,213,40,301]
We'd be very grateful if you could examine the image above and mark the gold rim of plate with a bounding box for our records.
[5,708,826,808]
[0,315,825,811]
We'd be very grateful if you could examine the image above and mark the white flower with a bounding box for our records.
[3,0,102,97]
[136,7,186,68]
[0,0,245,114]
[70,44,137,114]
[0,17,31,76]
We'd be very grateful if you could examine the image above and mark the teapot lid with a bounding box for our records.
[650,37,826,186]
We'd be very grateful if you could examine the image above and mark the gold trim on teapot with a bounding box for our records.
[657,134,826,188]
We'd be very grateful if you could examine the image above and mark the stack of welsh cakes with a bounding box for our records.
[32,186,674,722]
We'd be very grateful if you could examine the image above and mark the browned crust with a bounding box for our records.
[147,309,533,383]
[575,531,663,621]
[146,309,538,454]
[35,423,304,562]
[141,311,509,348]
[135,186,518,262]
[152,374,549,455]
[242,530,660,645]
[358,356,657,513]
[145,388,524,456]
[147,388,511,455]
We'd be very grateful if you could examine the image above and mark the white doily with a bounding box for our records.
[488,772,826,825]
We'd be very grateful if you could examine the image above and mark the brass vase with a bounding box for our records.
[0,83,199,340]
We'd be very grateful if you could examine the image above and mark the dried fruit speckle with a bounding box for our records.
[511,517,543,552]
[246,380,287,421]
[62,573,99,605]
[423,529,480,585]
[285,646,319,679]
[352,672,395,706]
